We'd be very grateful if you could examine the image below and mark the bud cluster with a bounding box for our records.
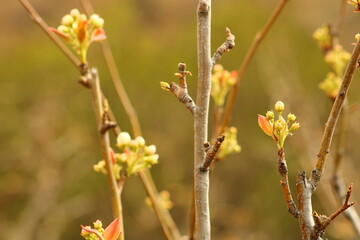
[211,64,238,106]
[94,132,159,179]
[80,220,105,240]
[49,9,106,63]
[313,25,332,52]
[258,101,300,149]
[81,218,121,240]
[313,25,350,99]
[217,127,241,159]
[145,190,174,210]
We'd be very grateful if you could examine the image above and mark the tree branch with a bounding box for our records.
[277,148,299,218]
[87,68,124,236]
[218,0,290,135]
[297,172,315,240]
[211,28,235,66]
[194,0,212,238]
[311,38,360,187]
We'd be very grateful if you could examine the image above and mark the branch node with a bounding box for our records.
[198,0,210,15]
[163,63,196,114]
[200,135,225,171]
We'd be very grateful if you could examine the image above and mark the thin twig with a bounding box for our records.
[18,0,81,68]
[311,184,355,239]
[78,2,181,239]
[311,38,360,186]
[163,63,196,114]
[194,0,212,239]
[87,68,124,235]
[218,0,290,135]
[277,148,299,218]
[78,0,142,137]
[211,28,235,66]
[200,135,225,171]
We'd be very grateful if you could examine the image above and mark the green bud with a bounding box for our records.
[93,220,103,230]
[290,122,300,131]
[266,111,275,120]
[287,113,296,122]
[144,154,159,165]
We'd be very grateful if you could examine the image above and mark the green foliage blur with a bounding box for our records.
[1,0,360,239]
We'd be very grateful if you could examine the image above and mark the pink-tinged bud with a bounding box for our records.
[91,28,107,42]
[104,218,121,240]
[109,148,116,164]
[258,114,273,136]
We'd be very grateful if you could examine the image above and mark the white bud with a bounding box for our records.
[145,145,157,155]
[116,132,131,147]
[57,25,68,34]
[90,14,104,28]
[61,14,74,26]
[70,9,80,18]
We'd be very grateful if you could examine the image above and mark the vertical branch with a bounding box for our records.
[219,0,290,135]
[194,0,212,239]
[297,172,315,240]
[88,68,124,236]
[78,1,181,239]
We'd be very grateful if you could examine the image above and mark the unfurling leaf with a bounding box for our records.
[258,114,273,137]
[104,218,121,240]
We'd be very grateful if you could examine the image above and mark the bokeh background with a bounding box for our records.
[1,0,360,239]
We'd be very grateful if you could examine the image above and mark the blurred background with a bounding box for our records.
[1,0,360,239]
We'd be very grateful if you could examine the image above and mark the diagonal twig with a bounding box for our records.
[218,0,290,135]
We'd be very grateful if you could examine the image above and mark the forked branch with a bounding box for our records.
[162,63,196,115]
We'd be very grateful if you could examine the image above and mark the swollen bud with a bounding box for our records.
[116,132,131,147]
[287,113,296,122]
[274,101,285,113]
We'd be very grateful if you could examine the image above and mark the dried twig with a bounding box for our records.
[200,135,225,171]
[194,0,212,238]
[219,0,290,135]
[211,28,235,66]
[277,148,299,218]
